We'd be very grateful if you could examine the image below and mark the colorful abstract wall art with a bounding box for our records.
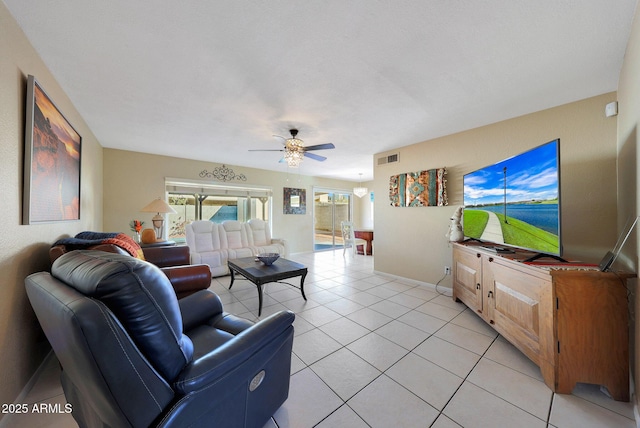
[389,168,448,207]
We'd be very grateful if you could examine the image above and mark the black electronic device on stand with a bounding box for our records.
[598,216,638,272]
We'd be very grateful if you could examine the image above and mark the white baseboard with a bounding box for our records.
[372,269,453,297]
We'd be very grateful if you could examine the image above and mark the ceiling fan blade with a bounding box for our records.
[248,149,285,152]
[303,152,327,161]
[302,143,335,151]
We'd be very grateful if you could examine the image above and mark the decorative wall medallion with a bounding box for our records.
[200,165,247,182]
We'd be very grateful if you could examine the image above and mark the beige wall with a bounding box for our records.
[616,3,640,413]
[103,149,358,253]
[373,93,619,288]
[0,3,103,413]
[354,181,374,230]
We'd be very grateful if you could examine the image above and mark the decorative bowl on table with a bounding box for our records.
[257,253,280,266]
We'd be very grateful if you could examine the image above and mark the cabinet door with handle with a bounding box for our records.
[483,257,551,365]
[452,246,483,314]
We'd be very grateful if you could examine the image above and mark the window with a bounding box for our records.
[165,179,272,243]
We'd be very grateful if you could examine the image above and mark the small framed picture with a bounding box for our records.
[284,187,306,214]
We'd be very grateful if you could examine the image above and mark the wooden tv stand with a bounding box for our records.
[452,242,631,401]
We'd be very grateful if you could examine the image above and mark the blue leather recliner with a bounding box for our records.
[25,250,295,427]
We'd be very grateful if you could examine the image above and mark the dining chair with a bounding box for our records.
[341,221,367,256]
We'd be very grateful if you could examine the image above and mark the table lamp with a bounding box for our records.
[141,198,176,240]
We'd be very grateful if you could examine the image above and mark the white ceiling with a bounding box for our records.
[4,1,637,181]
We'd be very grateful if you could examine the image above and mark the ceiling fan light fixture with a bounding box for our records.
[252,128,334,167]
[284,146,303,167]
[284,134,304,167]
[285,137,304,149]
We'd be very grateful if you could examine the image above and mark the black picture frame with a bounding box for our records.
[283,187,306,214]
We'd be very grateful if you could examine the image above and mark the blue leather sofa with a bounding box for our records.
[25,250,294,427]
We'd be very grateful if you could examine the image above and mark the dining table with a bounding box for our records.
[354,229,374,255]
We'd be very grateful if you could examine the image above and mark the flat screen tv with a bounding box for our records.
[463,139,561,257]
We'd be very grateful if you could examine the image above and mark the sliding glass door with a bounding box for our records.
[313,189,353,251]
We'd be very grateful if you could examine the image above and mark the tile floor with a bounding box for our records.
[4,250,636,427]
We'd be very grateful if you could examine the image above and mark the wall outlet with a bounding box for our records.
[444,266,451,275]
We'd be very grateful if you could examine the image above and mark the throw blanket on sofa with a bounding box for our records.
[54,232,145,259]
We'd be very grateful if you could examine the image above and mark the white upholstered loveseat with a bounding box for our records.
[186,219,288,277]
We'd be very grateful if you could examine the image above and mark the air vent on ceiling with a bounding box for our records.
[377,153,399,166]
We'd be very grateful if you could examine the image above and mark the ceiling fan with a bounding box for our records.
[249,129,335,167]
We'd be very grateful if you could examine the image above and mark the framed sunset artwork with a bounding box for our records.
[23,75,82,224]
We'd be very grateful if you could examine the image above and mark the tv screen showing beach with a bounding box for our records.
[463,139,561,256]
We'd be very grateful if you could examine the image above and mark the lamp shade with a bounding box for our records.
[141,198,177,214]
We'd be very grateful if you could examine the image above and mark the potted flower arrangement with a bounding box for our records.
[129,220,144,243]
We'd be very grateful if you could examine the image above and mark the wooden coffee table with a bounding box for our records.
[228,257,307,316]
